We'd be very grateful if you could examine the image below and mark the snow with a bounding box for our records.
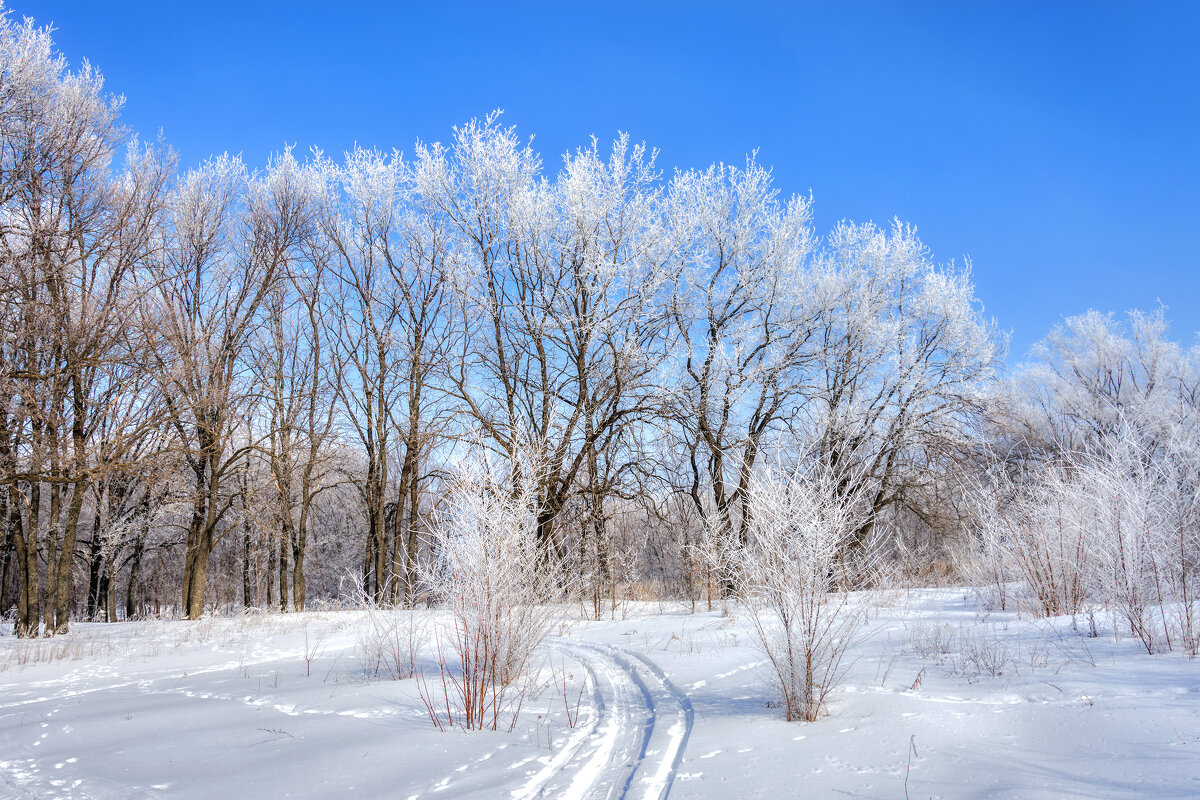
[1,589,1199,799]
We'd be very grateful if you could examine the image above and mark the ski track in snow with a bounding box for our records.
[6,593,1200,798]
[507,640,694,800]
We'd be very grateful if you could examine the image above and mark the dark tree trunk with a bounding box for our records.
[86,507,103,620]
[125,534,144,621]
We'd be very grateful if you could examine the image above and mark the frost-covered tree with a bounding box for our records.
[969,310,1200,650]
[665,158,817,591]
[1014,307,1187,455]
[248,224,337,612]
[311,147,408,603]
[152,151,310,620]
[418,115,671,578]
[804,221,1000,572]
[0,6,170,634]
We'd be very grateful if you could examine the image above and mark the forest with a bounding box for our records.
[1,4,1197,679]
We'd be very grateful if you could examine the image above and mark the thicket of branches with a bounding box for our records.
[1,6,1197,663]
[962,310,1200,654]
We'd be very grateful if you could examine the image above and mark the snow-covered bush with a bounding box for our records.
[726,465,866,722]
[418,457,559,730]
[906,620,958,660]
[346,575,427,681]
[1157,425,1200,655]
[1080,440,1166,653]
[988,308,1200,653]
[952,518,1015,613]
[970,427,1200,655]
[970,466,1090,618]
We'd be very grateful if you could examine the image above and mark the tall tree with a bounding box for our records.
[417,117,671,578]
[804,221,999,567]
[250,246,337,611]
[152,150,309,620]
[311,147,407,603]
[665,158,817,590]
[0,10,170,634]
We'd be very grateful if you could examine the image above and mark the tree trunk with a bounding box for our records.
[277,512,290,612]
[54,482,88,634]
[184,545,211,620]
[182,455,218,620]
[240,467,252,608]
[373,507,387,603]
[536,506,566,577]
[11,482,39,637]
[103,544,115,622]
[182,454,211,620]
[0,526,10,618]
[125,533,144,620]
[241,519,252,608]
[291,515,306,612]
[405,458,420,608]
[86,507,103,619]
[266,528,277,608]
[390,469,410,606]
[43,478,61,633]
[362,533,374,599]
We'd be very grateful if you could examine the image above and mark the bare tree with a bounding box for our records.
[417,117,670,580]
[385,182,459,605]
[250,226,337,611]
[311,147,408,603]
[803,221,999,572]
[152,150,309,620]
[0,10,170,634]
[665,158,816,592]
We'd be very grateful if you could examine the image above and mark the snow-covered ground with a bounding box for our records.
[1,589,1198,799]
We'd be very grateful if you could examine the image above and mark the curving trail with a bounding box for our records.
[512,641,694,800]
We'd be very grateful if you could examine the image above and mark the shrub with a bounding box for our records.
[418,456,559,730]
[723,465,866,722]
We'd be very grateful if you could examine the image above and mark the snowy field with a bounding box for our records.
[1,589,1198,799]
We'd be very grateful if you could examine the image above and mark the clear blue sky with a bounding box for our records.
[14,1,1199,362]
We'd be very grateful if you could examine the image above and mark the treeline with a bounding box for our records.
[1,9,1196,638]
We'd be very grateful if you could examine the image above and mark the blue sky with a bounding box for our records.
[14,1,1198,361]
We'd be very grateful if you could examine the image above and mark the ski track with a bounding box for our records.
[510,640,693,800]
[1,632,695,800]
